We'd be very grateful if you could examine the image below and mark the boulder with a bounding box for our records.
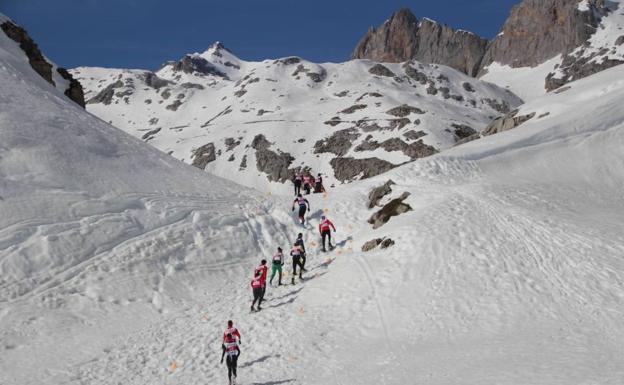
[368,192,412,229]
[362,239,383,252]
[481,110,536,137]
[367,180,395,209]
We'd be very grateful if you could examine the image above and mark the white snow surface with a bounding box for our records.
[71,47,521,193]
[2,10,624,385]
[481,0,624,102]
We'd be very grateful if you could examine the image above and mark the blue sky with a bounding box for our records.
[2,0,518,69]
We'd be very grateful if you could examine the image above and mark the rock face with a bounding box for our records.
[1,21,85,107]
[351,9,488,76]
[480,0,609,70]
[368,192,412,229]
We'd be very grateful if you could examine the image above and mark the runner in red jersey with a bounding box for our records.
[223,320,241,344]
[250,271,264,311]
[254,259,268,303]
[318,215,336,252]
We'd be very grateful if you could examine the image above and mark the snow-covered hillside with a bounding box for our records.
[3,8,624,385]
[71,44,521,192]
[481,0,624,101]
[0,14,289,385]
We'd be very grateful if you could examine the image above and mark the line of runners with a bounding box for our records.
[220,172,336,385]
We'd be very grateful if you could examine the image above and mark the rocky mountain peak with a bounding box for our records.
[351,8,488,76]
[479,0,611,70]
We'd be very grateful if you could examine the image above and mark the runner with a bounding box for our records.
[290,242,304,284]
[221,332,241,385]
[319,215,336,252]
[269,247,285,286]
[291,194,310,225]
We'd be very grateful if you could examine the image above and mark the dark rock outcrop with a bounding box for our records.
[191,143,216,169]
[56,68,86,107]
[479,0,610,71]
[330,157,397,182]
[352,9,488,76]
[314,128,360,156]
[252,134,296,182]
[368,180,395,209]
[368,64,396,77]
[368,192,412,229]
[386,104,425,117]
[545,52,624,92]
[403,130,426,141]
[87,80,124,105]
[341,104,367,114]
[355,137,437,160]
[171,55,229,78]
[452,123,477,140]
[1,21,85,107]
[142,72,172,89]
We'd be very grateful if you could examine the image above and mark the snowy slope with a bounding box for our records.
[0,15,291,385]
[481,0,624,101]
[290,64,624,384]
[3,9,624,385]
[71,44,521,192]
[44,60,624,385]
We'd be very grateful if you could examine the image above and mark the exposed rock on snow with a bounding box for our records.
[356,137,437,160]
[452,123,477,140]
[368,64,396,77]
[56,67,86,107]
[483,110,536,136]
[361,237,395,251]
[313,128,360,156]
[367,179,395,209]
[171,55,229,78]
[403,130,426,141]
[340,104,367,114]
[252,134,296,182]
[331,157,397,182]
[386,104,425,117]
[87,80,124,105]
[141,127,161,141]
[352,9,488,76]
[191,142,216,169]
[368,191,412,229]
